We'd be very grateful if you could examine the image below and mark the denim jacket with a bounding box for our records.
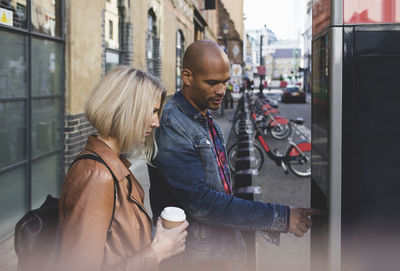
[148,91,289,264]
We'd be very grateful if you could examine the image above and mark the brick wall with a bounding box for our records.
[64,113,95,171]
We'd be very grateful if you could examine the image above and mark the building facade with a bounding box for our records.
[267,48,301,80]
[0,0,243,245]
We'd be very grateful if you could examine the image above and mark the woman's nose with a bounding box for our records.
[151,117,160,128]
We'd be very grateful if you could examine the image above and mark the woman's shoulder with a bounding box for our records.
[65,157,114,189]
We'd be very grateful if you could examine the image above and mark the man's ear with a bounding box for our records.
[182,68,193,86]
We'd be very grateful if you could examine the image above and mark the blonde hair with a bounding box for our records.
[85,66,166,162]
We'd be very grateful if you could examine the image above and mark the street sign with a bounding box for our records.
[257,66,266,75]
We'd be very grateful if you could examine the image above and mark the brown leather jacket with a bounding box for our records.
[58,136,158,271]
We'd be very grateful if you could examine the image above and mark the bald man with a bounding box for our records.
[148,40,317,271]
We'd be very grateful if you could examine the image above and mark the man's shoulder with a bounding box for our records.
[161,98,187,123]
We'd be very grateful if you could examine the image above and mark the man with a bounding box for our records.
[148,40,318,270]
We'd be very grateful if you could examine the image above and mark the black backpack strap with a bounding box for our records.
[71,154,118,238]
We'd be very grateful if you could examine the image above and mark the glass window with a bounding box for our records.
[105,50,119,73]
[0,0,27,29]
[146,11,155,60]
[0,167,26,238]
[31,152,63,208]
[176,30,184,92]
[31,0,61,37]
[32,38,62,96]
[109,19,113,40]
[0,31,27,98]
[146,10,158,76]
[31,98,62,157]
[0,101,26,168]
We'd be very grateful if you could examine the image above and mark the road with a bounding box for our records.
[229,90,312,271]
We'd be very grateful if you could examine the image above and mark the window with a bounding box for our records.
[0,0,64,239]
[31,0,62,37]
[0,0,27,29]
[105,49,120,73]
[146,9,160,78]
[176,30,184,92]
[109,20,113,40]
[105,0,121,72]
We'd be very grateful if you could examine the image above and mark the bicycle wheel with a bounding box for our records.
[285,141,311,177]
[270,122,292,140]
[233,119,254,136]
[227,143,264,173]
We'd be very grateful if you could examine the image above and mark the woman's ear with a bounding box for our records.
[181,68,192,86]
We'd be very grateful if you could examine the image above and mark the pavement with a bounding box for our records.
[0,102,311,271]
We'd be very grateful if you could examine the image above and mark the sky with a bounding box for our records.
[244,0,304,40]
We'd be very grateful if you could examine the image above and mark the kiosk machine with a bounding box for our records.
[311,0,400,270]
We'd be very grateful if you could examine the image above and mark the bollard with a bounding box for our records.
[235,157,257,171]
[236,186,262,201]
[233,169,258,189]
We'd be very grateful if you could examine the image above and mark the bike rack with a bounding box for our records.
[230,92,261,271]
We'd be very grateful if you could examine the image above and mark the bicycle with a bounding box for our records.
[233,107,294,140]
[228,117,311,177]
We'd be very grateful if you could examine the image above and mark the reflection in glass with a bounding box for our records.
[32,38,62,96]
[31,98,62,157]
[31,0,61,37]
[0,101,26,168]
[0,166,26,239]
[0,31,26,98]
[31,153,63,209]
[0,0,27,28]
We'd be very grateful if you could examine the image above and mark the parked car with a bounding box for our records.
[281,85,306,103]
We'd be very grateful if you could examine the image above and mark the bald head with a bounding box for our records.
[183,40,229,75]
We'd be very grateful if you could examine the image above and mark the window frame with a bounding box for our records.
[0,0,65,236]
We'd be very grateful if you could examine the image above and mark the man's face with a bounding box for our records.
[187,59,230,114]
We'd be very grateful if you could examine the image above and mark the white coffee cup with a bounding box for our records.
[160,207,186,229]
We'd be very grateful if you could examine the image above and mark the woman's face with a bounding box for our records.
[143,98,161,141]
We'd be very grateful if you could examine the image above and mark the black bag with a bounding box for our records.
[14,154,118,271]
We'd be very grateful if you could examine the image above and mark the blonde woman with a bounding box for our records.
[58,66,188,271]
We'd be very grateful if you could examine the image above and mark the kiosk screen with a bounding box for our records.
[311,33,329,193]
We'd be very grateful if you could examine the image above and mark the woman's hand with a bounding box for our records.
[151,218,189,263]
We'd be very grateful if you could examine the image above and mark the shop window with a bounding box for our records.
[31,0,61,37]
[0,0,64,239]
[0,0,27,29]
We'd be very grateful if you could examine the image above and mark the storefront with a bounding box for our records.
[0,0,64,240]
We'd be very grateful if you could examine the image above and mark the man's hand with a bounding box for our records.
[288,207,326,237]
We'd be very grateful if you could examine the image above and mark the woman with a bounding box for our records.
[58,66,188,271]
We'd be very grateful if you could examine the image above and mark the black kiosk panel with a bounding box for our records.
[341,27,400,270]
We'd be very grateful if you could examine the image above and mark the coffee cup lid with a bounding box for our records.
[161,207,186,222]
